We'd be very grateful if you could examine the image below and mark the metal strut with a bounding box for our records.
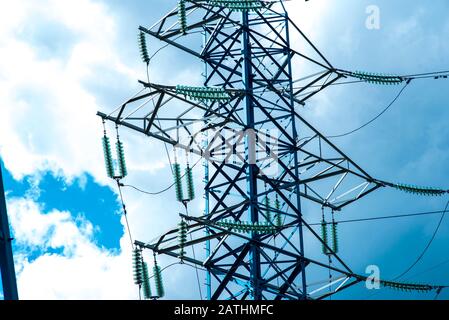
[0,160,19,300]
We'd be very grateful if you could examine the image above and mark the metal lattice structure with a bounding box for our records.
[98,1,445,300]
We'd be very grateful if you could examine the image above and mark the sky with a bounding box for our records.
[0,0,448,300]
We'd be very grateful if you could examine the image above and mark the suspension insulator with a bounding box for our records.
[138,30,150,65]
[116,139,128,178]
[176,85,231,103]
[331,222,339,254]
[178,219,188,259]
[172,163,184,202]
[390,183,447,197]
[141,262,152,299]
[380,280,433,293]
[351,71,403,85]
[178,0,187,35]
[209,0,263,12]
[102,135,115,179]
[321,220,329,255]
[186,164,195,201]
[153,260,165,298]
[264,196,272,223]
[132,248,143,286]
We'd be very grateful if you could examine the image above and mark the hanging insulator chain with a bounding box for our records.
[138,30,150,65]
[132,248,143,286]
[178,0,187,35]
[331,220,339,254]
[186,163,195,201]
[116,138,128,178]
[178,219,188,259]
[321,219,329,255]
[172,162,184,202]
[153,257,165,298]
[142,261,152,299]
[102,134,115,179]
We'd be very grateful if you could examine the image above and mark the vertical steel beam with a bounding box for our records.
[0,161,19,300]
[242,11,262,300]
[284,12,308,298]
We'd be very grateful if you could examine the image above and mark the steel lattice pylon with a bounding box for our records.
[99,1,387,300]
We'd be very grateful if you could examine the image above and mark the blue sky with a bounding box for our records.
[0,0,448,300]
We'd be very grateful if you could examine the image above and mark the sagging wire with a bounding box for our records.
[120,157,202,196]
[183,204,204,300]
[393,199,449,281]
[326,80,411,139]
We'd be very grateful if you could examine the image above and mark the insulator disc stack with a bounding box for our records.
[186,164,195,201]
[153,259,165,298]
[176,85,231,103]
[390,183,447,196]
[138,30,150,65]
[116,139,128,178]
[216,220,276,234]
[178,0,187,35]
[102,135,115,179]
[132,248,143,286]
[351,71,403,85]
[178,219,188,259]
[141,262,152,299]
[172,162,184,202]
[321,220,329,255]
[209,0,263,12]
[331,221,339,254]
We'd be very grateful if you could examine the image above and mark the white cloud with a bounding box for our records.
[8,196,137,300]
[0,0,138,182]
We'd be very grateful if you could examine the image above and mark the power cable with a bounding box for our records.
[393,199,449,280]
[309,208,449,226]
[327,81,410,139]
[116,180,135,249]
[120,157,201,195]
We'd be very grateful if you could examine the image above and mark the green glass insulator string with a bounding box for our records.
[178,219,188,259]
[321,207,329,255]
[351,71,403,85]
[116,127,128,178]
[172,158,184,202]
[208,0,263,11]
[178,0,187,35]
[153,256,165,298]
[176,85,231,103]
[102,134,115,179]
[132,248,143,286]
[387,182,448,197]
[331,220,339,254]
[186,162,195,201]
[138,30,150,65]
[141,261,152,299]
[216,219,277,235]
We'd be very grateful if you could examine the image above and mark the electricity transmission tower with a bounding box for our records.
[98,1,447,300]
